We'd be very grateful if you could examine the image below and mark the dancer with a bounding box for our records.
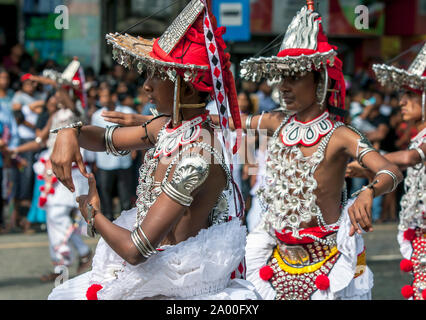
[47,0,258,300]
[214,3,403,300]
[347,42,426,300]
[10,77,93,281]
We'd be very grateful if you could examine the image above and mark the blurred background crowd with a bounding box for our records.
[0,0,425,235]
[0,41,417,235]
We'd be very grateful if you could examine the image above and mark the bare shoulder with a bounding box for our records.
[329,123,363,149]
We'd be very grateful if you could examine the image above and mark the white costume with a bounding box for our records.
[35,108,93,267]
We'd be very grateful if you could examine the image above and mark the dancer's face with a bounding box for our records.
[143,77,175,115]
[399,91,422,122]
[278,72,319,113]
[143,76,202,116]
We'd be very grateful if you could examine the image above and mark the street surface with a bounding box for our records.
[0,222,411,300]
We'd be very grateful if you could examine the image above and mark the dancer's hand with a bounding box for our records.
[345,161,373,179]
[101,110,151,127]
[51,128,89,192]
[348,188,374,236]
[76,173,101,223]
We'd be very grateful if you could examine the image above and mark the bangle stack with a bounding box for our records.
[105,125,130,156]
[357,147,376,168]
[130,226,158,259]
[375,169,400,193]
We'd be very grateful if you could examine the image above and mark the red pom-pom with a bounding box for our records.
[86,284,103,300]
[401,285,414,299]
[48,188,55,195]
[40,158,46,164]
[403,229,416,242]
[51,176,58,184]
[37,174,44,180]
[39,186,45,192]
[259,265,274,281]
[38,197,47,207]
[422,289,426,300]
[400,259,413,272]
[315,275,330,291]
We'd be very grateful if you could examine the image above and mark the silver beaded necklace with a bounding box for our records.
[258,114,347,245]
[135,117,232,228]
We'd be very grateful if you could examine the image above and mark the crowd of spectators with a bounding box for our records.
[0,43,413,234]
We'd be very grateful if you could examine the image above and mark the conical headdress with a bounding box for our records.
[373,42,426,94]
[240,4,346,117]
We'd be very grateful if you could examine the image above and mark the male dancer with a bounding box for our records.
[47,0,258,300]
[217,3,403,300]
[347,42,426,300]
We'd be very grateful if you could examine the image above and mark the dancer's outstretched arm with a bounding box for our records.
[346,143,426,177]
[334,126,404,236]
[50,115,168,192]
[77,149,224,266]
[210,111,285,136]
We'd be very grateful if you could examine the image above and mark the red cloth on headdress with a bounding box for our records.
[150,9,241,132]
[277,18,346,120]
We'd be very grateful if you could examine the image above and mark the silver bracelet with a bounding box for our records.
[245,114,253,131]
[105,125,131,156]
[130,229,150,258]
[50,121,83,134]
[410,147,425,170]
[351,179,378,198]
[257,111,265,135]
[130,227,157,259]
[376,169,399,193]
[138,226,157,253]
[413,147,426,162]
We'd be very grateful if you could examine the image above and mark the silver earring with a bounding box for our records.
[316,66,328,110]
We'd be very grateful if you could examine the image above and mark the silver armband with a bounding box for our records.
[357,147,376,168]
[376,169,400,193]
[410,147,425,170]
[105,125,131,156]
[347,125,377,168]
[161,155,210,207]
[130,226,157,259]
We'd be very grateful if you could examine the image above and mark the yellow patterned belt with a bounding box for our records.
[274,245,367,278]
[273,245,339,275]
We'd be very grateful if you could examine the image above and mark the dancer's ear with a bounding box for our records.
[181,81,198,102]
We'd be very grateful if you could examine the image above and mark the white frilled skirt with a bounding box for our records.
[48,207,261,300]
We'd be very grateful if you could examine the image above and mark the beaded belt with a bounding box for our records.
[276,233,338,269]
[267,233,340,300]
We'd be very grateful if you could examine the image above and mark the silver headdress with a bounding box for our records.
[105,0,208,82]
[240,6,336,83]
[373,42,426,120]
[372,42,426,93]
